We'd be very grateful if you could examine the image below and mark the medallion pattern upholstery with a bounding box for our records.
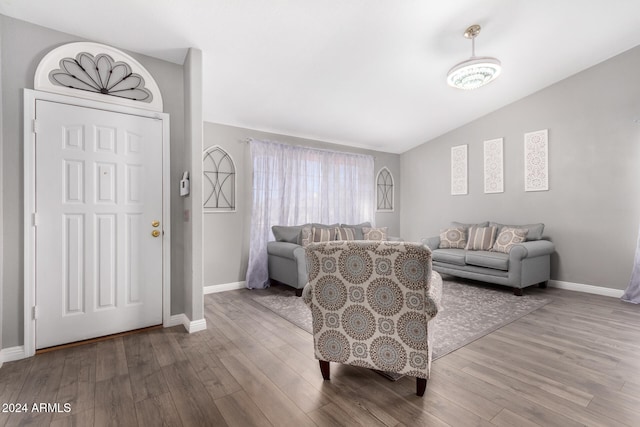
[303,241,442,395]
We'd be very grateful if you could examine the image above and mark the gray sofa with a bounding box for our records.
[422,221,555,295]
[267,222,376,295]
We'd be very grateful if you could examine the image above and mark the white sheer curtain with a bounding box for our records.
[622,226,640,303]
[246,139,375,289]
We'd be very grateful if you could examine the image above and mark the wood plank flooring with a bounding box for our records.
[1,285,639,426]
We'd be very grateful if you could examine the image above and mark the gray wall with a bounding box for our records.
[202,122,401,287]
[401,45,640,290]
[0,15,187,349]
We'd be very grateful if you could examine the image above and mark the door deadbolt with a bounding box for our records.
[151,230,161,237]
[152,220,160,227]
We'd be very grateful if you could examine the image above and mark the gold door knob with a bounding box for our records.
[151,230,161,237]
[152,220,160,227]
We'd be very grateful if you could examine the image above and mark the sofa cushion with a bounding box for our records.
[451,221,489,231]
[492,227,529,253]
[272,225,302,243]
[466,226,498,251]
[311,226,335,243]
[490,222,544,241]
[439,227,467,249]
[465,250,509,271]
[340,222,372,240]
[432,249,467,266]
[312,223,340,229]
[362,226,388,241]
[335,227,356,241]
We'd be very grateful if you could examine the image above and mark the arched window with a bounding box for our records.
[203,146,236,212]
[34,42,163,112]
[376,167,394,212]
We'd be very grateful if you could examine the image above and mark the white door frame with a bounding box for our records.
[23,89,171,358]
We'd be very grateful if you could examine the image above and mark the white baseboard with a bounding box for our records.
[548,280,625,298]
[165,314,189,328]
[187,319,207,333]
[0,345,26,365]
[204,281,246,295]
[165,313,207,333]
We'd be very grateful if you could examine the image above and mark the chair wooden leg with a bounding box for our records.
[295,288,303,297]
[416,378,427,396]
[513,287,523,296]
[538,281,548,289]
[319,360,330,380]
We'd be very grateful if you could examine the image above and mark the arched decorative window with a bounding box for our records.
[203,146,236,212]
[376,167,394,212]
[34,42,163,112]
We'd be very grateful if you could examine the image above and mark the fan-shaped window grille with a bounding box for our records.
[203,146,236,212]
[34,42,163,112]
[49,52,153,102]
[376,167,394,212]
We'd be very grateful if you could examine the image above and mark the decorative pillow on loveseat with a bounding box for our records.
[490,222,544,241]
[491,227,529,253]
[439,227,467,249]
[300,225,312,246]
[300,223,340,246]
[465,226,498,250]
[340,222,372,240]
[362,226,388,241]
[335,227,356,241]
[311,226,336,243]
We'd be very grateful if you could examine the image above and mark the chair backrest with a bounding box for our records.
[304,240,439,378]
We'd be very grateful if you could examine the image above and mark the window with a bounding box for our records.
[245,139,374,288]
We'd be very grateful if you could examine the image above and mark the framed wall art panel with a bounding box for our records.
[524,129,549,192]
[484,138,504,194]
[451,144,468,195]
[376,167,394,212]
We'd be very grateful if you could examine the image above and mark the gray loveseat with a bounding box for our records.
[422,221,555,295]
[267,222,380,295]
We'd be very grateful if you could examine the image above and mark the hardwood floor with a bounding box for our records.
[1,285,639,426]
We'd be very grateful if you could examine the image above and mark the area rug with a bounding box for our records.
[250,278,550,361]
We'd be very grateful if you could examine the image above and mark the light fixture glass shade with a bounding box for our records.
[447,56,502,90]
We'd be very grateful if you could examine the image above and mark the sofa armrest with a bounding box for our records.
[425,272,442,320]
[267,241,304,259]
[421,236,440,251]
[302,282,312,305]
[268,241,308,288]
[509,240,555,261]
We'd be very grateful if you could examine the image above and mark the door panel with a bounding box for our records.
[35,100,163,349]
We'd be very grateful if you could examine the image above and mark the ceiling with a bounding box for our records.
[3,0,640,153]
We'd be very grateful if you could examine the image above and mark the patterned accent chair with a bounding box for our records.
[302,240,442,396]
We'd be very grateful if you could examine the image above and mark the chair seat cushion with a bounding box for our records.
[432,249,466,266]
[465,250,509,271]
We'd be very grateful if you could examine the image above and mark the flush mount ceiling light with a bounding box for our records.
[447,24,501,90]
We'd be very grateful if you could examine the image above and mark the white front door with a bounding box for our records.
[35,100,164,349]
